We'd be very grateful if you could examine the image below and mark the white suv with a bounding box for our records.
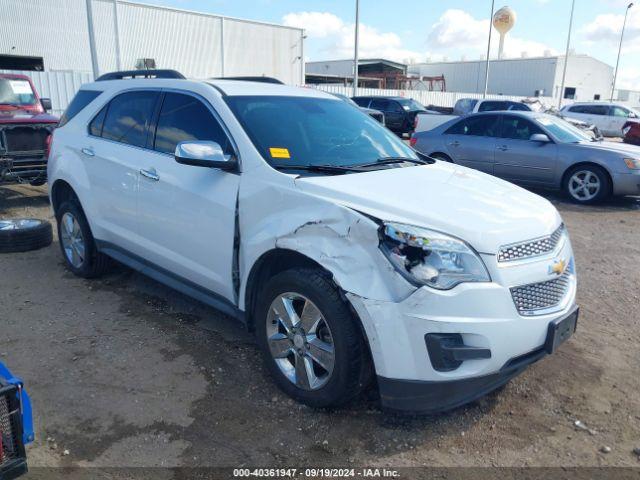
[48,72,579,413]
[561,102,640,137]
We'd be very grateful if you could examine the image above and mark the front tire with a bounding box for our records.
[56,200,111,278]
[255,268,371,408]
[563,165,610,204]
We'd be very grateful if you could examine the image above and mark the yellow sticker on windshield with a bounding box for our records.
[269,147,291,159]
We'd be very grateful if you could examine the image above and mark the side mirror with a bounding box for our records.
[174,141,236,170]
[40,98,52,111]
[530,133,551,143]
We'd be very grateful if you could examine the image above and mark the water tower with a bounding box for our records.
[493,6,517,59]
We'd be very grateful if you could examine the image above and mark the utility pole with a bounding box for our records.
[483,0,495,98]
[558,0,576,109]
[112,0,122,71]
[611,3,634,102]
[85,0,100,78]
[353,0,360,96]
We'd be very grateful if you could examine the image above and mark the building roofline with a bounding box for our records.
[409,54,611,69]
[306,58,408,68]
[117,0,304,32]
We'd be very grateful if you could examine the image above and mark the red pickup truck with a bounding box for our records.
[0,73,58,186]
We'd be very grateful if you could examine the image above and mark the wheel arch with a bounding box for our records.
[50,179,79,215]
[429,151,453,162]
[560,161,613,193]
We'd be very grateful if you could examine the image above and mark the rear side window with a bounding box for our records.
[153,92,230,154]
[508,102,530,111]
[100,91,159,148]
[478,101,507,112]
[446,115,500,137]
[370,98,389,111]
[352,97,370,108]
[575,105,608,115]
[59,90,101,127]
[89,105,107,137]
[453,98,478,115]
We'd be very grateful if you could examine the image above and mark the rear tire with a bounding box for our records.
[56,200,111,278]
[255,268,371,408]
[563,165,610,204]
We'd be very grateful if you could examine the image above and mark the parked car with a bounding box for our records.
[332,93,385,125]
[0,74,58,186]
[49,73,578,413]
[352,96,428,136]
[622,121,640,146]
[415,98,531,133]
[411,111,640,204]
[561,102,640,137]
[0,362,33,480]
[522,99,602,140]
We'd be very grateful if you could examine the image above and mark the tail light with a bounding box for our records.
[45,133,52,159]
[409,136,417,147]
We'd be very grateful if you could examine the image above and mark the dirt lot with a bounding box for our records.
[1,183,640,474]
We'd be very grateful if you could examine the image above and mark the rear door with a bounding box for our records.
[136,90,240,301]
[442,114,500,174]
[493,115,558,185]
[84,90,160,251]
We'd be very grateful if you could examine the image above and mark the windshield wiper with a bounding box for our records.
[352,156,432,168]
[271,163,366,174]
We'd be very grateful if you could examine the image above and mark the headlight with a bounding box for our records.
[623,126,632,135]
[380,222,490,290]
[624,158,640,170]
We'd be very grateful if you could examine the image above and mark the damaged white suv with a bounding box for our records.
[48,72,578,413]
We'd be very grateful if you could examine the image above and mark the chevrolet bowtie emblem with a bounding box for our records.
[549,259,567,276]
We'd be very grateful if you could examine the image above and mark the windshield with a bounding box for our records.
[397,98,425,111]
[536,115,592,143]
[225,95,417,170]
[0,78,37,106]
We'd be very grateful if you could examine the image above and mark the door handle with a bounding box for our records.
[449,141,460,147]
[140,168,159,181]
[81,147,95,157]
[497,145,509,151]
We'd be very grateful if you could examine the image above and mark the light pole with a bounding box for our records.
[353,0,360,96]
[611,2,634,102]
[558,0,576,109]
[483,0,496,98]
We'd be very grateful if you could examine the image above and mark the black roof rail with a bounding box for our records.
[95,69,185,81]
[215,76,284,85]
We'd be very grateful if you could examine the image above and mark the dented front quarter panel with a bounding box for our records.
[237,163,415,311]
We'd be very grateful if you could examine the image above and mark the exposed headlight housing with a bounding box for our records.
[623,126,632,135]
[624,158,640,170]
[380,222,490,290]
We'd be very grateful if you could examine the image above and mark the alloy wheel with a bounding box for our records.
[266,293,335,391]
[568,170,601,201]
[60,212,85,268]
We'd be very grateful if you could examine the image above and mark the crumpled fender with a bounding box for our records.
[237,174,415,311]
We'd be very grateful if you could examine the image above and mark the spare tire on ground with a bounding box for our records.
[0,218,53,253]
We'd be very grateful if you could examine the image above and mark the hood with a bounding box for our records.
[575,139,640,156]
[294,162,561,254]
[0,109,59,124]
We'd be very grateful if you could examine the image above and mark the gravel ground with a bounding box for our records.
[1,183,639,473]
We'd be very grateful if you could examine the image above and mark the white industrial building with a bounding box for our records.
[0,0,305,84]
[408,55,613,101]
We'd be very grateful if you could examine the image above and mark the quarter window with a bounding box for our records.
[59,90,101,127]
[370,99,389,111]
[100,91,159,148]
[500,116,544,140]
[89,105,107,137]
[153,92,230,155]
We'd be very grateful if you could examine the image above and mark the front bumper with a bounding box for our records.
[612,170,640,196]
[347,234,577,412]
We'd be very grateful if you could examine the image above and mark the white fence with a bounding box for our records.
[1,70,94,117]
[309,84,558,109]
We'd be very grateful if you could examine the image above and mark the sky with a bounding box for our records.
[132,0,640,90]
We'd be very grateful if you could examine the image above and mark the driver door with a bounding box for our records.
[136,91,240,302]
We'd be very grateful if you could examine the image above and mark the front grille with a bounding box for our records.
[2,125,50,154]
[510,270,573,316]
[498,224,565,263]
[0,386,21,468]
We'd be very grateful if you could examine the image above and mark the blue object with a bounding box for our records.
[0,362,33,445]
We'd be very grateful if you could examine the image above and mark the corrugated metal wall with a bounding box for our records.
[0,0,304,83]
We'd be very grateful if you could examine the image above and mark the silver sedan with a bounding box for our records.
[411,111,640,204]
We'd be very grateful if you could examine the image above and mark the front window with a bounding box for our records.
[536,115,591,143]
[0,78,37,107]
[225,95,417,170]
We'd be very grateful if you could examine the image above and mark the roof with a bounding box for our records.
[306,58,408,69]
